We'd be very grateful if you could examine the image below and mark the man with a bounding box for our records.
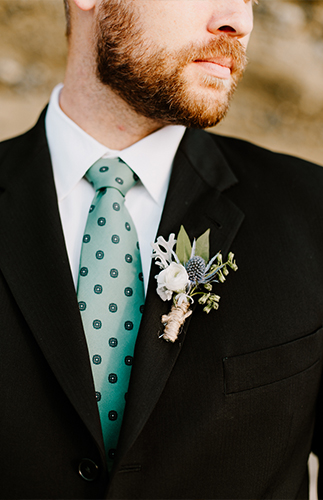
[1,0,323,498]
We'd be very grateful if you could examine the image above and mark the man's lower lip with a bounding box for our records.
[194,61,231,79]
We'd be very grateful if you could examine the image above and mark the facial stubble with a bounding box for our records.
[96,1,247,129]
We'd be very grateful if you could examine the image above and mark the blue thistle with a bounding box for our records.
[185,256,206,283]
[185,238,223,286]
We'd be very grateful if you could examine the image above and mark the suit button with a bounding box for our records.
[78,458,99,481]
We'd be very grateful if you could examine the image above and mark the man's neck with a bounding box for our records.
[60,64,164,150]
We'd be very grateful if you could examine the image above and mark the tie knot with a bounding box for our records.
[86,157,139,196]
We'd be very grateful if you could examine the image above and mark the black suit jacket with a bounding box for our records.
[1,110,323,499]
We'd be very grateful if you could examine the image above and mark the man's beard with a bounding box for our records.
[96,1,247,128]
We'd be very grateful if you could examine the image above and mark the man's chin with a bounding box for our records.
[164,103,230,129]
[173,86,232,128]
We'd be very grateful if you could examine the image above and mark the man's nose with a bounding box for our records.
[207,0,254,40]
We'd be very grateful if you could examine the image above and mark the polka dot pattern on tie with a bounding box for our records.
[77,157,145,472]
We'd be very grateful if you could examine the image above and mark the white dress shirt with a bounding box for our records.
[45,84,186,293]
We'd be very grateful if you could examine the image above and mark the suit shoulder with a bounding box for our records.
[0,131,29,161]
[0,109,48,175]
[206,131,323,187]
[0,133,17,154]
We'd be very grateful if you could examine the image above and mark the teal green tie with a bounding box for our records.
[77,157,145,470]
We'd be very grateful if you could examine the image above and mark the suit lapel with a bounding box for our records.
[114,129,244,469]
[0,113,105,457]
[0,117,244,474]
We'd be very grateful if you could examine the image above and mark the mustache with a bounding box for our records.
[177,35,248,75]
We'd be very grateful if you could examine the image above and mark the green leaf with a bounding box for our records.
[176,226,192,264]
[195,228,210,262]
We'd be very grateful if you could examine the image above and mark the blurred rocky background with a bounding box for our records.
[0,0,65,139]
[218,0,323,166]
[0,0,322,169]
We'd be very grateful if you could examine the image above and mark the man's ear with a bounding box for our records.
[71,0,96,11]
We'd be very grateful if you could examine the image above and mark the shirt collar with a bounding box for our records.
[45,84,186,206]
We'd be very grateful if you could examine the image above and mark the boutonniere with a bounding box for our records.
[151,226,238,343]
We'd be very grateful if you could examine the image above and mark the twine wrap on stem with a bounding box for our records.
[161,298,192,343]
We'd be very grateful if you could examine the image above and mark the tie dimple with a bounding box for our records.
[77,157,145,470]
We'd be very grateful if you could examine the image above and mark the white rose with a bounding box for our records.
[156,263,189,301]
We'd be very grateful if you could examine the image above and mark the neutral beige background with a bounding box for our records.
[0,0,323,166]
[0,1,321,497]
